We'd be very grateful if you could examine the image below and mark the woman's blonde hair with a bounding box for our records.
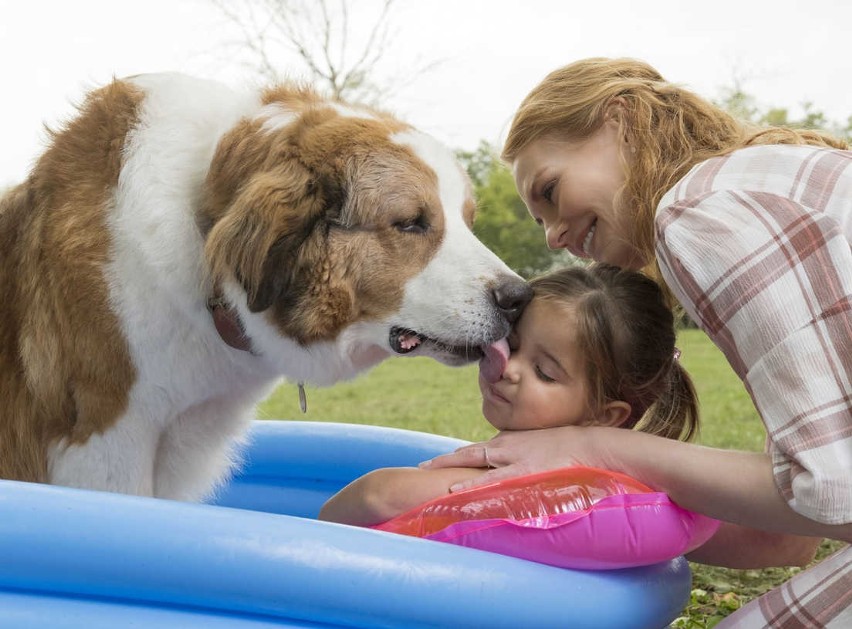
[502,57,847,281]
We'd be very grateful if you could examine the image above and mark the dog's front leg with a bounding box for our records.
[47,417,159,496]
[152,395,258,503]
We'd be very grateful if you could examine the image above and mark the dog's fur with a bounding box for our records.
[0,73,530,501]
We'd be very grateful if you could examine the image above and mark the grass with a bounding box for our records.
[258,328,846,626]
[258,328,764,447]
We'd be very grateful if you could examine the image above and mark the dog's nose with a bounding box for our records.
[492,279,533,324]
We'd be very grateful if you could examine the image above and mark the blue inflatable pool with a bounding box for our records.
[0,421,692,628]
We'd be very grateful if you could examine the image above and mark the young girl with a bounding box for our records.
[319,263,698,526]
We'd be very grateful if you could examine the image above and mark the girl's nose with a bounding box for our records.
[502,356,521,383]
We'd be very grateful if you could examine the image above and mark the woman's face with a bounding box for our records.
[512,121,646,270]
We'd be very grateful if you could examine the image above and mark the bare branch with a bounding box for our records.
[347,0,392,79]
[337,0,349,82]
[318,0,340,95]
[207,0,439,103]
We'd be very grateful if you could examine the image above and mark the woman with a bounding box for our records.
[423,58,851,627]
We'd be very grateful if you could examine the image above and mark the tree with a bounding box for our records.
[210,0,437,104]
[458,142,574,278]
[759,102,852,140]
[715,83,851,141]
[714,80,759,124]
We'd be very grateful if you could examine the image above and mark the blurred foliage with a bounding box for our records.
[456,141,574,278]
[714,83,851,141]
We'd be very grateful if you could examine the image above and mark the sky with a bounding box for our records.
[2,0,851,186]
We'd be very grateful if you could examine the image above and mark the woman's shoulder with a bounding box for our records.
[659,144,851,210]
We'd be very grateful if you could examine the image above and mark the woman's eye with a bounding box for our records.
[541,181,556,203]
[535,365,556,383]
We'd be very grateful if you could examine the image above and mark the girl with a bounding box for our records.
[424,58,852,627]
[319,263,698,526]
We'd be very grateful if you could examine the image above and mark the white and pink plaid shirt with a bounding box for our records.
[655,144,851,628]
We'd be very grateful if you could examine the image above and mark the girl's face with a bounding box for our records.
[512,120,646,270]
[478,299,627,432]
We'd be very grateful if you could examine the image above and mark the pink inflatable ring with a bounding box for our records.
[375,466,720,570]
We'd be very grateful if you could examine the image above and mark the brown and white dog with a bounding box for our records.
[0,73,531,501]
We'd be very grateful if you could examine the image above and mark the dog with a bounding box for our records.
[0,72,532,502]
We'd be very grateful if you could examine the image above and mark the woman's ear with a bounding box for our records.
[604,98,633,149]
[604,97,628,123]
[593,400,632,428]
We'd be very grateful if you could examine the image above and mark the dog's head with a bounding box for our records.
[200,87,531,383]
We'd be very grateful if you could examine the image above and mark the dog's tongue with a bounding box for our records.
[479,337,509,383]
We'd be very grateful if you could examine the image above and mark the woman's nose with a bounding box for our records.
[545,224,569,250]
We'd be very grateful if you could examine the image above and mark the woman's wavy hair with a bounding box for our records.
[530,264,698,442]
[502,57,847,284]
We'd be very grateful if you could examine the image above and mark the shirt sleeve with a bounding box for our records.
[655,188,852,525]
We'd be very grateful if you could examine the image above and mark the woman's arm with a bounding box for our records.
[424,427,852,544]
[685,521,822,568]
[601,429,851,539]
[318,466,487,526]
[654,186,852,532]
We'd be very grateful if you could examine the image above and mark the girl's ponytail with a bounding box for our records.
[635,359,699,442]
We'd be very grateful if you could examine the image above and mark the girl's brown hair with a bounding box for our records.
[530,263,698,441]
[502,57,847,282]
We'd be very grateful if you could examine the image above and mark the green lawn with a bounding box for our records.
[258,328,843,627]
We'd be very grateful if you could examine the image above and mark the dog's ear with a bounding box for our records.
[205,164,335,313]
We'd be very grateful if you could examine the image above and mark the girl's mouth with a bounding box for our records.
[483,382,510,405]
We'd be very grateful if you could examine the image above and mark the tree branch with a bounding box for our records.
[207,0,439,103]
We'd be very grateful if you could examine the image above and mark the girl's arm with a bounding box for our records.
[318,466,487,526]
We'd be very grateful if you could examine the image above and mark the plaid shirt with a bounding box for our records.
[656,144,851,628]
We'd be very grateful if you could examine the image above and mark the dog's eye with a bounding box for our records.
[393,213,429,234]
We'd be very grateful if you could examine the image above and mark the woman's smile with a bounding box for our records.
[581,221,597,256]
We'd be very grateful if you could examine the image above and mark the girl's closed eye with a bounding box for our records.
[535,364,556,383]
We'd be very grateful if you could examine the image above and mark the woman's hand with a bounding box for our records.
[421,426,610,492]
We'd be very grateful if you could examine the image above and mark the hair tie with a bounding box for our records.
[673,347,682,361]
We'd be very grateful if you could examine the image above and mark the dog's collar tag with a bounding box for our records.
[298,382,307,414]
